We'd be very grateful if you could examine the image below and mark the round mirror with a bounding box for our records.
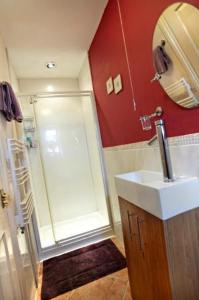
[152,2,199,109]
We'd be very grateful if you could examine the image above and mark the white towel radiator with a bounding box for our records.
[7,138,38,288]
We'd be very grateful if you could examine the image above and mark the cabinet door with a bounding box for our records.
[119,198,172,300]
[119,198,153,299]
[139,205,172,300]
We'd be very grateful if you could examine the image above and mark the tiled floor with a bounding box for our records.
[35,238,132,300]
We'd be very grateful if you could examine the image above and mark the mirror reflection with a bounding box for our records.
[152,2,199,109]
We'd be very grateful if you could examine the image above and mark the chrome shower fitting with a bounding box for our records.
[140,106,163,131]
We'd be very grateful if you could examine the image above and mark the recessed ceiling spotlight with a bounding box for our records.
[46,62,56,69]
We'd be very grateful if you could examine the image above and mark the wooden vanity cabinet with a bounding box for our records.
[119,197,199,300]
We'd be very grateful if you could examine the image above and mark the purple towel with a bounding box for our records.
[0,82,23,122]
[153,46,171,75]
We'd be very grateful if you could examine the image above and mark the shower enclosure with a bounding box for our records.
[19,92,111,257]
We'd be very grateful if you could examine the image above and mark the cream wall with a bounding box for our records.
[0,36,10,81]
[9,64,20,93]
[0,35,19,139]
[0,36,20,92]
[78,55,93,91]
[19,78,79,93]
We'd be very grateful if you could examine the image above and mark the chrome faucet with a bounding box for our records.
[155,119,174,182]
[140,107,174,182]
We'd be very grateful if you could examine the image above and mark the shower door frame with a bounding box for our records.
[19,91,113,260]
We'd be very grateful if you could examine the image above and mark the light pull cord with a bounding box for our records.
[117,0,137,111]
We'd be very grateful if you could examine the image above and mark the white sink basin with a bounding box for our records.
[115,170,199,220]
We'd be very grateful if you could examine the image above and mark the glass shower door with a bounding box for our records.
[32,95,109,245]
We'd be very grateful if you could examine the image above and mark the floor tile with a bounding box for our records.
[105,278,128,300]
[69,276,115,300]
[123,283,132,300]
[110,268,129,283]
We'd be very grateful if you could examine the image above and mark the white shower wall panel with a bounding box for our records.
[78,56,109,223]
[81,98,108,221]
[35,97,97,223]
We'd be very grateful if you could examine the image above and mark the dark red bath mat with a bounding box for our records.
[41,239,126,300]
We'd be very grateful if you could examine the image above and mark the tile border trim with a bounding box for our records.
[104,132,199,151]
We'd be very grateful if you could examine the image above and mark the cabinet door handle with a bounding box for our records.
[137,217,144,252]
[127,210,136,240]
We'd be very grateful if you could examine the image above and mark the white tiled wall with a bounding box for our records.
[78,55,109,221]
[104,133,199,241]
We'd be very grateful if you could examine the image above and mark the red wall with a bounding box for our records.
[89,0,199,147]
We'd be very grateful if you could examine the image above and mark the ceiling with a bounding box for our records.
[0,0,107,78]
